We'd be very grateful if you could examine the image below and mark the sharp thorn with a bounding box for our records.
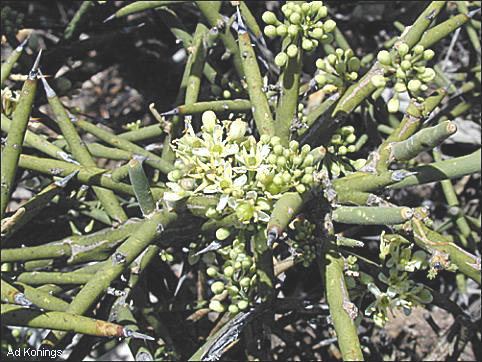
[55,170,79,187]
[160,108,179,116]
[38,69,57,98]
[14,293,33,307]
[123,328,155,341]
[468,8,481,18]
[236,6,247,34]
[17,35,31,51]
[103,13,116,23]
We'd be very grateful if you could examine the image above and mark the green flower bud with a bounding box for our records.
[295,184,306,193]
[260,134,271,144]
[202,111,217,132]
[397,43,409,57]
[282,4,292,17]
[206,267,218,277]
[167,170,182,182]
[394,82,407,93]
[228,304,239,314]
[413,44,424,54]
[377,50,391,65]
[273,144,284,155]
[345,133,356,144]
[289,140,299,151]
[287,44,299,58]
[222,90,231,99]
[315,58,325,69]
[318,6,328,18]
[338,145,347,155]
[268,154,277,164]
[423,49,435,61]
[237,300,249,310]
[276,156,287,167]
[301,144,311,155]
[407,79,422,93]
[262,11,278,25]
[352,158,366,170]
[302,38,314,51]
[420,67,435,82]
[315,74,327,86]
[341,125,355,135]
[216,227,230,241]
[400,60,411,70]
[320,33,334,44]
[348,57,361,72]
[271,136,281,145]
[331,134,343,144]
[301,174,313,185]
[347,71,358,81]
[224,266,235,278]
[311,27,324,39]
[304,166,314,174]
[283,148,291,158]
[242,259,252,269]
[327,53,337,65]
[273,174,284,186]
[371,74,386,88]
[302,154,314,167]
[264,25,277,38]
[282,172,291,184]
[276,24,288,37]
[290,12,301,25]
[347,145,356,153]
[209,300,225,313]
[267,183,281,195]
[292,155,303,167]
[323,19,336,33]
[240,277,251,288]
[228,119,247,141]
[396,67,406,80]
[288,24,299,37]
[236,203,254,222]
[387,97,400,113]
[275,52,288,67]
[211,281,225,294]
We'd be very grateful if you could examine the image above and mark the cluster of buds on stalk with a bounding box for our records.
[1,87,20,117]
[287,217,317,267]
[262,1,336,68]
[373,43,436,112]
[206,236,256,314]
[321,126,366,177]
[315,48,361,93]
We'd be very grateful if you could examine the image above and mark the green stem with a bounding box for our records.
[42,211,177,347]
[237,9,275,137]
[418,13,470,49]
[64,1,95,40]
[40,75,127,223]
[275,38,303,144]
[128,158,156,216]
[1,56,39,218]
[16,271,92,285]
[72,118,174,174]
[110,0,188,19]
[196,1,245,78]
[0,38,27,86]
[18,154,164,198]
[322,248,363,361]
[411,219,480,284]
[390,121,457,162]
[1,304,135,338]
[332,206,413,225]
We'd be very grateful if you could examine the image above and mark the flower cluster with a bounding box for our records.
[262,1,336,67]
[363,233,432,327]
[373,43,436,112]
[206,235,256,314]
[321,125,366,177]
[315,48,361,92]
[287,217,317,267]
[164,111,322,224]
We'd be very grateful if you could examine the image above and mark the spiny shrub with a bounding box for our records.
[1,1,480,361]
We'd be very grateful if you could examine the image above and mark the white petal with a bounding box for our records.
[258,211,270,222]
[246,190,257,199]
[233,174,247,187]
[192,148,211,157]
[163,192,184,202]
[217,194,229,211]
[227,197,238,209]
[166,182,184,193]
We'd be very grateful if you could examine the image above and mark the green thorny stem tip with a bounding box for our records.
[39,70,127,224]
[128,157,157,216]
[1,304,154,340]
[0,36,29,86]
[1,50,41,219]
